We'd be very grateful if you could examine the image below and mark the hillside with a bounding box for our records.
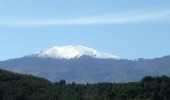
[1,54,170,83]
[0,69,170,100]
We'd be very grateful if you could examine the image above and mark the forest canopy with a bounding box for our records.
[0,69,170,100]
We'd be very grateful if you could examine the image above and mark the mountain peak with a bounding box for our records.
[31,45,120,59]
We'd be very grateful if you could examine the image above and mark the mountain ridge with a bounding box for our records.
[29,45,120,59]
[0,46,170,83]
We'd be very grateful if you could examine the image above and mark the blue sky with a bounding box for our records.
[0,0,170,60]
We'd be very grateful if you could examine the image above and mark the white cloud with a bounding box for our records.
[0,10,170,26]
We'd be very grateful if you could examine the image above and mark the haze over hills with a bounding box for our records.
[0,45,170,83]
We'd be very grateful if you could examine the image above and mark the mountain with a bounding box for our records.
[0,45,170,83]
[30,45,120,59]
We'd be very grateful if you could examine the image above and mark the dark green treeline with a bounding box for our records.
[0,69,170,100]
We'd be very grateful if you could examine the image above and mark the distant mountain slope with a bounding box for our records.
[0,46,170,83]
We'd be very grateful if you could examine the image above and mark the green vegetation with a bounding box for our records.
[0,69,170,100]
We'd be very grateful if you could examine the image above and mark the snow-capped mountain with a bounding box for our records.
[31,45,120,59]
[0,45,170,83]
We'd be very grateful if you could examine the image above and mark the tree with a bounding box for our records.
[59,80,66,85]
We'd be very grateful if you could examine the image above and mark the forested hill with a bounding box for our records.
[0,69,170,100]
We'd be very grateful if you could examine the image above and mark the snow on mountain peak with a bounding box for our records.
[33,45,120,59]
